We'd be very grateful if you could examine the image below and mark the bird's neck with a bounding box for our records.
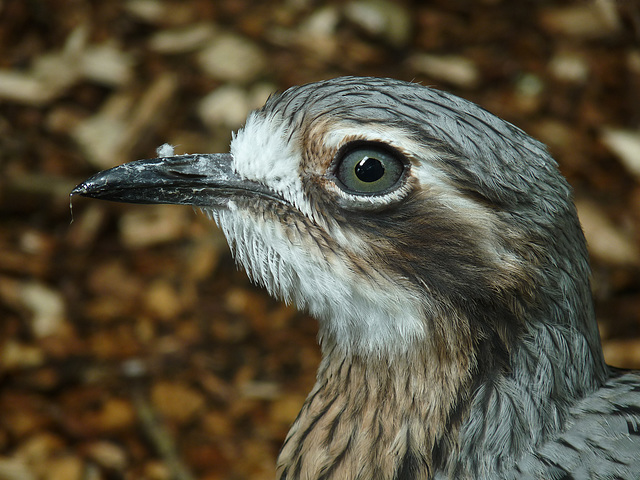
[450,320,606,477]
[276,322,606,479]
[276,342,476,479]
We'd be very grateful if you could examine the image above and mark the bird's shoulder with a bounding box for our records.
[510,369,640,479]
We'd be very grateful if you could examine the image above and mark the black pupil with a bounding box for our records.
[355,157,385,183]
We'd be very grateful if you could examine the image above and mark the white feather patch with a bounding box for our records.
[156,143,175,157]
[202,206,426,356]
[230,112,312,219]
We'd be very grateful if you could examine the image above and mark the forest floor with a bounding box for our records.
[1,1,640,479]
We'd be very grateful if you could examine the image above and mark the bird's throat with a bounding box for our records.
[276,343,474,479]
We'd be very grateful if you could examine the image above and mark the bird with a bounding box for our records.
[72,76,640,479]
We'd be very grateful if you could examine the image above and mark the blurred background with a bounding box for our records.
[1,1,639,479]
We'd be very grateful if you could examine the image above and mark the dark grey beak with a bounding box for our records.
[72,153,277,207]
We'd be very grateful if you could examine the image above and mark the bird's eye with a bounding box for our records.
[335,144,406,194]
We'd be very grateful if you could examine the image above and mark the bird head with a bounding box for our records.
[73,77,605,375]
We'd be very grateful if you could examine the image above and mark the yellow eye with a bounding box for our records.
[335,144,406,194]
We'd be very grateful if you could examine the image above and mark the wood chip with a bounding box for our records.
[408,54,480,89]
[601,127,640,177]
[0,458,35,480]
[73,73,178,169]
[576,199,639,265]
[151,381,205,423]
[197,34,266,82]
[603,339,640,369]
[119,205,190,248]
[540,3,620,38]
[0,278,67,338]
[344,0,412,47]
[149,24,217,53]
[85,441,128,470]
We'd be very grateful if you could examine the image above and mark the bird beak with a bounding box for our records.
[71,153,275,207]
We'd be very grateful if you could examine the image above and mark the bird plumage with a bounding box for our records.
[73,76,640,479]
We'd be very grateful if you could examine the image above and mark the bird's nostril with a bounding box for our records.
[166,169,208,179]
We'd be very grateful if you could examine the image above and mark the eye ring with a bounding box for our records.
[332,141,408,195]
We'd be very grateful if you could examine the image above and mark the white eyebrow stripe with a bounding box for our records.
[320,122,463,194]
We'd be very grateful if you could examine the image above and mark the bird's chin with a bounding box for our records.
[202,206,429,357]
